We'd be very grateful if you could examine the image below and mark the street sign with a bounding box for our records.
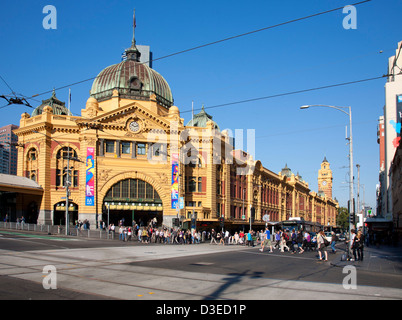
[179,197,184,209]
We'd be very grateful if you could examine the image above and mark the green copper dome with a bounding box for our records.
[186,105,220,130]
[31,89,71,117]
[90,44,173,108]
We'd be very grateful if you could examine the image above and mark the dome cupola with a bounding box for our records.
[90,13,173,108]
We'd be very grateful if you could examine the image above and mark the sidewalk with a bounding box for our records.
[331,242,402,275]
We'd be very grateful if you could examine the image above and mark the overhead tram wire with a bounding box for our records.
[30,0,372,100]
[178,74,391,115]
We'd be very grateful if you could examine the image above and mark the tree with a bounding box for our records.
[337,207,349,231]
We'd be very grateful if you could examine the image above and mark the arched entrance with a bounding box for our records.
[26,201,39,223]
[103,178,163,227]
[53,201,79,226]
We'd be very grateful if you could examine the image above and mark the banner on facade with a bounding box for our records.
[171,153,179,209]
[86,147,95,206]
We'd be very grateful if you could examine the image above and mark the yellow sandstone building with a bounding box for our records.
[13,28,338,231]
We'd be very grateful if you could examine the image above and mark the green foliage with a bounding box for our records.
[337,207,349,230]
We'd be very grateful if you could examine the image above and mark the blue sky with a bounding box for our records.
[1,0,401,210]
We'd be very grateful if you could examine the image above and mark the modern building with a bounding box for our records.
[13,21,338,229]
[0,145,10,174]
[382,41,402,220]
[0,124,19,175]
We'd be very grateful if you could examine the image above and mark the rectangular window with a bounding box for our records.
[73,170,79,187]
[121,141,131,154]
[137,143,146,155]
[198,177,202,192]
[105,140,115,153]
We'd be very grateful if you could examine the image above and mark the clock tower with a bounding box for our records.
[318,156,333,199]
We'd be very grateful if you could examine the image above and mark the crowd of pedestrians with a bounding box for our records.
[99,217,346,262]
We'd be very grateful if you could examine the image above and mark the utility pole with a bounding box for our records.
[356,164,360,228]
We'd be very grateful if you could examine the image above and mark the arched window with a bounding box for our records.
[105,179,161,202]
[26,147,38,181]
[56,147,79,187]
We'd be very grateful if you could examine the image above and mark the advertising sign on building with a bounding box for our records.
[85,147,95,206]
[397,95,402,137]
[171,153,179,209]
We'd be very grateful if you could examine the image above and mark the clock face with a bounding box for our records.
[129,121,140,132]
[322,180,327,186]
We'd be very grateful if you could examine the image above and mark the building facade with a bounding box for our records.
[13,27,338,230]
[0,124,19,175]
[390,142,402,241]
[381,41,402,220]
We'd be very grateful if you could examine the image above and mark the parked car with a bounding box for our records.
[324,232,332,242]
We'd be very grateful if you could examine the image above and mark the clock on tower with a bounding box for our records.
[318,156,333,199]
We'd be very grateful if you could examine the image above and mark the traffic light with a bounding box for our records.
[219,216,224,227]
[348,199,355,225]
[250,207,255,223]
[172,218,179,227]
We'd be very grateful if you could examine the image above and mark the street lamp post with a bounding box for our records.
[300,104,354,257]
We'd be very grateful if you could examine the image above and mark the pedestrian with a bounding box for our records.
[352,230,363,261]
[290,229,298,254]
[119,226,124,241]
[141,227,148,243]
[224,230,230,245]
[127,227,132,241]
[303,231,311,251]
[246,230,253,247]
[317,230,328,261]
[356,230,364,261]
[217,231,224,245]
[330,231,337,254]
[346,229,356,261]
[296,230,304,254]
[234,232,239,245]
[280,233,290,252]
[274,230,281,249]
[138,227,142,242]
[210,229,218,245]
[260,227,273,253]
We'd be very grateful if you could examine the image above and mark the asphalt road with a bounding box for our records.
[0,230,401,302]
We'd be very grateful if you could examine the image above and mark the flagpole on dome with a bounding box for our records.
[132,9,136,47]
[68,88,71,115]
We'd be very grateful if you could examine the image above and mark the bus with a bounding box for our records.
[276,218,322,234]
